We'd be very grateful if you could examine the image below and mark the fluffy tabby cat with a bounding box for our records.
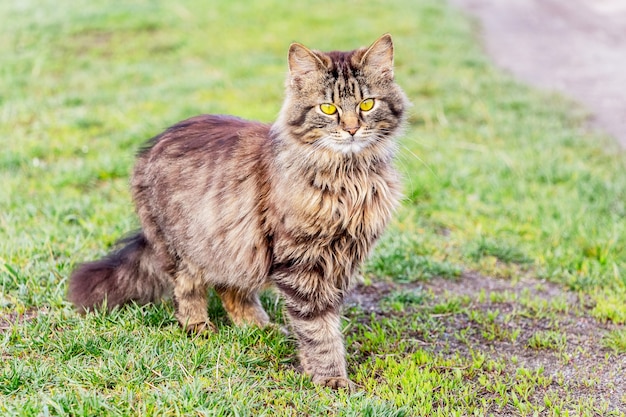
[68,34,408,388]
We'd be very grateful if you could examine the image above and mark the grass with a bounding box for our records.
[1,0,625,415]
[527,331,567,351]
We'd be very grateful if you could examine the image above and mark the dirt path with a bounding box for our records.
[449,0,626,148]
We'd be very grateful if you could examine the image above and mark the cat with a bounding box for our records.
[68,34,408,389]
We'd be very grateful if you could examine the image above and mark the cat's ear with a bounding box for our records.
[288,43,329,81]
[359,33,395,80]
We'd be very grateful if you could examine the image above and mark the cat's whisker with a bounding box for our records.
[389,151,417,200]
[399,144,438,179]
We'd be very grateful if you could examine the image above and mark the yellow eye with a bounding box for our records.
[359,98,375,112]
[319,103,337,115]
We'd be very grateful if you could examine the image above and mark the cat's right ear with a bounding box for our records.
[288,43,328,85]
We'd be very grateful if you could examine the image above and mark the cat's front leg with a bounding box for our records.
[293,309,350,389]
[276,279,351,389]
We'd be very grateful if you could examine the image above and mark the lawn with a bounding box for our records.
[1,0,625,415]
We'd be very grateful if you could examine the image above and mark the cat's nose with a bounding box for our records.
[343,125,360,136]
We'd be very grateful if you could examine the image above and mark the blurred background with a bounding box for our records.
[452,0,626,147]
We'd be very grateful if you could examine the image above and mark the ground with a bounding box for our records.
[348,274,626,413]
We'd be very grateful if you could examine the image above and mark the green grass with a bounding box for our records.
[527,330,567,351]
[2,0,626,415]
[603,328,626,353]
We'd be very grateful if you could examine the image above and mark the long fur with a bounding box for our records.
[68,232,172,311]
[68,34,408,388]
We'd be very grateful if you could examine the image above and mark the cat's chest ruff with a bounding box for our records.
[310,176,372,216]
[285,166,395,240]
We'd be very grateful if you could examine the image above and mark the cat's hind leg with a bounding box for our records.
[215,287,270,327]
[173,266,215,334]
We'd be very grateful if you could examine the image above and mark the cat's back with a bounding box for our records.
[133,114,272,203]
[133,113,274,203]
[137,114,271,165]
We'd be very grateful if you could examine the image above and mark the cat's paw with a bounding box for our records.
[266,322,290,336]
[184,320,217,335]
[313,376,354,390]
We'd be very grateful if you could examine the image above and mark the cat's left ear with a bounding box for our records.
[358,34,395,80]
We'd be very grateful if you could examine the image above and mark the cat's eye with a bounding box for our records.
[319,103,337,115]
[359,98,375,112]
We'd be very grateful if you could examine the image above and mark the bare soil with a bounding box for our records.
[347,273,626,413]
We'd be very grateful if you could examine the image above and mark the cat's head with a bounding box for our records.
[276,34,408,155]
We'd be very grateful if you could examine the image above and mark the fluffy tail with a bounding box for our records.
[68,232,172,312]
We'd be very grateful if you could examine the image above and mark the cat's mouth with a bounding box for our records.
[322,134,372,154]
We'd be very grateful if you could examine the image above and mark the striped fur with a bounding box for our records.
[68,34,408,388]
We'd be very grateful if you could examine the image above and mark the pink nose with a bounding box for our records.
[343,126,359,136]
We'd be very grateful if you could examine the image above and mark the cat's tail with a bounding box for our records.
[68,231,172,312]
